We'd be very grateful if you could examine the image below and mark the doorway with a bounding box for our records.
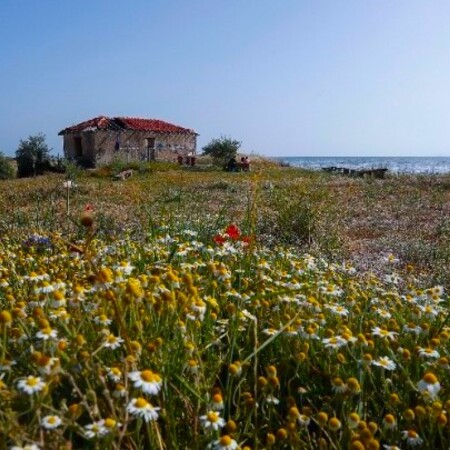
[146,138,156,161]
[74,137,83,159]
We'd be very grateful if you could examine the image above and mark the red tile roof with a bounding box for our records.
[59,116,197,135]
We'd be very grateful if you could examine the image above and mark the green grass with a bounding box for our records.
[0,168,449,449]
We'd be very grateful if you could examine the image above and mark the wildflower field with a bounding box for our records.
[0,165,450,449]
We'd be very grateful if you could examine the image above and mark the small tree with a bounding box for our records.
[0,152,15,180]
[202,136,241,166]
[16,133,52,178]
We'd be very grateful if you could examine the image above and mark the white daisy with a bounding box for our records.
[403,323,422,335]
[17,376,46,395]
[84,420,108,439]
[106,367,122,382]
[327,304,349,316]
[199,411,226,431]
[112,383,126,398]
[265,394,280,404]
[128,370,162,395]
[298,414,311,427]
[212,435,238,450]
[35,327,58,341]
[41,415,62,429]
[262,328,278,336]
[127,397,160,422]
[94,314,112,326]
[372,356,396,371]
[322,336,347,349]
[418,347,440,359]
[401,429,423,447]
[103,334,124,350]
[372,327,398,340]
[417,373,440,400]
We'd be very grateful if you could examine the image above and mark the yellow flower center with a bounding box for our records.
[328,417,341,430]
[53,290,64,301]
[27,377,39,387]
[207,411,219,422]
[37,355,51,367]
[141,370,161,383]
[0,310,12,324]
[219,435,232,446]
[135,398,149,408]
[105,418,116,428]
[347,378,360,390]
[423,372,438,384]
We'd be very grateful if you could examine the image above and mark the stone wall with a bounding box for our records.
[63,132,96,167]
[63,130,197,167]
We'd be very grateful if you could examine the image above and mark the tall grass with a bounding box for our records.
[0,168,449,449]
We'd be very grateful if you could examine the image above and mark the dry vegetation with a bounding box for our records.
[0,164,449,449]
[2,165,449,285]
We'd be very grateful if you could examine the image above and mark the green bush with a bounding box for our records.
[15,133,52,177]
[202,136,241,167]
[0,152,15,180]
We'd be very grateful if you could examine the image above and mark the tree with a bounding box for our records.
[16,133,52,178]
[202,136,241,166]
[0,152,15,180]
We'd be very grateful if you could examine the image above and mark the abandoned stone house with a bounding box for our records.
[59,116,198,167]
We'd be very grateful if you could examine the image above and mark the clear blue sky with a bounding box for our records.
[1,0,449,157]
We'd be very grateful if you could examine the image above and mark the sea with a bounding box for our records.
[274,156,450,174]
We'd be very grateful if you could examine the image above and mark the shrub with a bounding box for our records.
[202,136,241,167]
[15,133,52,177]
[0,152,15,180]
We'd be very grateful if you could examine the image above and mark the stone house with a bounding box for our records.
[59,116,198,167]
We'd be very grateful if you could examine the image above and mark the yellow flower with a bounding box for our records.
[328,417,342,431]
[348,412,360,429]
[382,414,397,430]
[0,310,12,325]
[316,412,328,427]
[347,377,361,394]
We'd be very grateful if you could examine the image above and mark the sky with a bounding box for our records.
[1,0,450,157]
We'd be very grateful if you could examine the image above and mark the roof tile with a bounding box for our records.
[59,116,197,135]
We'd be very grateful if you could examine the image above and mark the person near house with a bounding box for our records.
[242,156,250,172]
[227,156,237,172]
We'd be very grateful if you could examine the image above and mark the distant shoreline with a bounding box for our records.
[272,156,450,174]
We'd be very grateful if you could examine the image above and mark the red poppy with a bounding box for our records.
[240,235,253,246]
[84,203,94,211]
[213,234,227,245]
[225,224,240,240]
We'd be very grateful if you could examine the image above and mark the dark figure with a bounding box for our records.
[177,155,183,165]
[227,157,237,172]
